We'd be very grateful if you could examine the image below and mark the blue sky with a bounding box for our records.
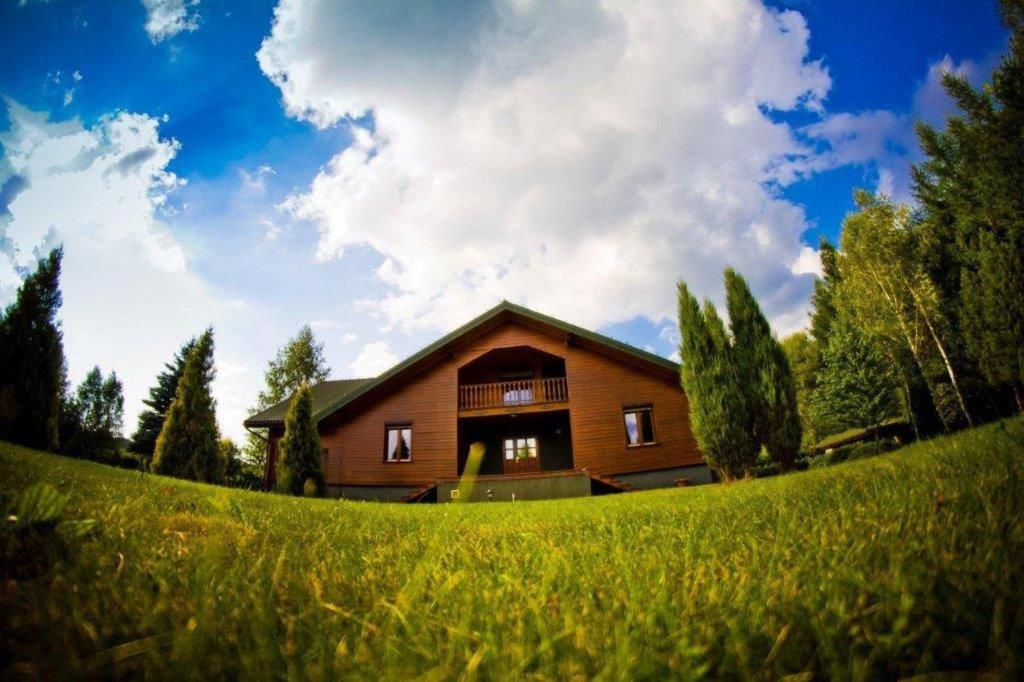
[0,0,1009,438]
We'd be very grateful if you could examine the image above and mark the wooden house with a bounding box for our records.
[245,302,710,501]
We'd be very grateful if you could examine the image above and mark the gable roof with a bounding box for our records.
[244,300,679,429]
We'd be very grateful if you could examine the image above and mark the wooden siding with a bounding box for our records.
[308,319,702,487]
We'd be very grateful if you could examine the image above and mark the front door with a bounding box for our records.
[503,436,539,474]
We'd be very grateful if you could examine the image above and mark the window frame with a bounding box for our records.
[503,435,539,461]
[622,405,657,447]
[383,424,413,463]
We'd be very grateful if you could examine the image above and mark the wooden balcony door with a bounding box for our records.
[503,436,540,474]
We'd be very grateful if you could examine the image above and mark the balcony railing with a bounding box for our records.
[458,377,569,410]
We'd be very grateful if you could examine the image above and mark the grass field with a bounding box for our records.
[2,420,1023,679]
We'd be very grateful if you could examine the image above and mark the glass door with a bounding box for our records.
[503,436,539,474]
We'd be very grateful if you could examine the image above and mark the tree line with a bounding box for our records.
[0,247,329,496]
[680,1,1023,479]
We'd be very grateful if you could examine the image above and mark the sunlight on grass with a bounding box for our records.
[1,420,1022,677]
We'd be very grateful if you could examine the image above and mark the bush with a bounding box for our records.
[809,438,899,469]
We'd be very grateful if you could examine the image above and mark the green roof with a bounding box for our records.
[244,301,679,428]
[244,378,374,427]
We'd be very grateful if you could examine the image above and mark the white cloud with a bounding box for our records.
[141,0,200,43]
[790,245,821,277]
[0,101,257,441]
[801,53,998,202]
[259,0,831,335]
[240,164,274,194]
[340,332,358,344]
[350,340,397,377]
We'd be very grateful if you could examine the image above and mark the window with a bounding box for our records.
[500,370,535,405]
[503,436,538,460]
[623,406,655,446]
[385,425,412,462]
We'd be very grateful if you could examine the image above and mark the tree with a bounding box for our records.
[781,332,820,449]
[913,3,1024,410]
[0,248,65,451]
[810,320,903,438]
[838,191,973,430]
[725,268,802,468]
[131,337,197,458]
[677,282,757,481]
[152,329,222,483]
[61,366,124,458]
[809,238,841,348]
[276,385,324,496]
[244,325,330,470]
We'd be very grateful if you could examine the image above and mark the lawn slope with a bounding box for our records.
[2,420,1023,678]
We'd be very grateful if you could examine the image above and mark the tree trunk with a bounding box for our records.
[906,284,974,427]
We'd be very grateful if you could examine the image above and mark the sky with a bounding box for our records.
[0,0,1010,441]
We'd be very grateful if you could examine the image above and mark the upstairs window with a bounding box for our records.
[385,425,412,462]
[623,406,655,446]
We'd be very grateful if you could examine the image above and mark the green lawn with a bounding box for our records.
[2,420,1023,678]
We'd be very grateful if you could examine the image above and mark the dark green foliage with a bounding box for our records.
[0,248,65,451]
[151,329,222,483]
[781,332,820,449]
[245,325,331,473]
[810,321,903,437]
[219,438,261,489]
[913,0,1024,410]
[60,366,125,459]
[809,238,840,347]
[725,268,802,469]
[808,439,900,469]
[677,282,756,480]
[276,385,324,496]
[131,337,197,458]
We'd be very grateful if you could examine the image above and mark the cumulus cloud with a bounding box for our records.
[802,53,998,202]
[141,0,200,43]
[350,340,397,377]
[258,0,832,335]
[0,101,255,440]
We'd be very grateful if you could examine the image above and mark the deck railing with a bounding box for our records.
[458,377,569,410]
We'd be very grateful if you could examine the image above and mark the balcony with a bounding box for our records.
[458,377,569,412]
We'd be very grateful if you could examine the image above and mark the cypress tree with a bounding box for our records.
[276,384,324,496]
[725,268,802,469]
[131,337,197,458]
[677,282,756,481]
[0,247,65,451]
[152,329,222,483]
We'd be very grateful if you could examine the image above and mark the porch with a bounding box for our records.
[457,409,574,476]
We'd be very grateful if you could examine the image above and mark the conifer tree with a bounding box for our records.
[0,248,65,451]
[725,268,802,469]
[810,320,903,436]
[276,385,324,496]
[152,329,222,482]
[245,325,330,468]
[913,0,1024,411]
[809,239,841,348]
[131,337,197,458]
[677,282,756,480]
